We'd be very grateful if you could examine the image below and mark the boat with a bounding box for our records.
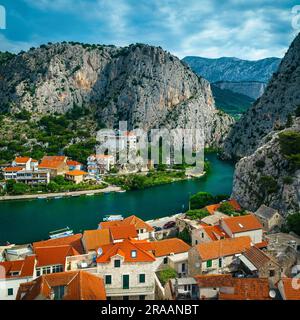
[37,196,47,200]
[71,194,80,197]
[54,196,62,199]
[86,193,95,196]
[103,214,124,222]
[117,190,126,193]
[49,227,74,239]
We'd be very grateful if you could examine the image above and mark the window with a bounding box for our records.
[123,296,129,300]
[139,295,146,300]
[139,274,146,283]
[219,258,223,268]
[269,270,275,277]
[131,250,137,258]
[201,233,204,238]
[182,263,186,272]
[206,260,212,268]
[105,275,112,285]
[114,259,121,268]
[163,257,168,264]
[53,265,63,273]
[36,269,41,277]
[43,266,51,274]
[195,240,198,245]
[53,286,65,300]
[7,288,13,296]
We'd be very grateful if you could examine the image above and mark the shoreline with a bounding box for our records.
[0,185,122,202]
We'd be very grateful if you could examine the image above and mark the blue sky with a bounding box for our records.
[0,0,299,59]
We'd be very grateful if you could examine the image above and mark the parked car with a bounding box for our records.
[233,270,246,278]
[163,221,176,229]
[153,226,162,232]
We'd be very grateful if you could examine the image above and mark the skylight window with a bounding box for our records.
[131,250,137,258]
[238,223,244,228]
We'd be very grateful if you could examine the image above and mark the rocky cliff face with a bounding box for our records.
[182,56,281,83]
[232,118,300,216]
[0,43,233,146]
[214,81,266,100]
[223,33,300,159]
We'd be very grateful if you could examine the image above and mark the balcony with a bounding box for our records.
[105,285,155,296]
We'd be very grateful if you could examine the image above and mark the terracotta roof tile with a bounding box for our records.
[280,278,300,300]
[201,225,229,241]
[4,167,23,172]
[34,245,78,267]
[17,271,106,300]
[67,160,82,166]
[15,157,31,163]
[96,239,155,263]
[33,234,84,254]
[83,229,112,252]
[151,238,191,257]
[222,214,263,233]
[0,255,35,279]
[205,199,242,215]
[109,225,138,240]
[195,236,252,261]
[242,246,279,269]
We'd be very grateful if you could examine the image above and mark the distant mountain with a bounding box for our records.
[211,84,254,118]
[213,81,266,100]
[182,56,281,103]
[182,56,281,83]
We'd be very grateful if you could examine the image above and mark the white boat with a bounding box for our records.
[37,196,47,200]
[103,215,124,222]
[49,227,74,239]
[54,196,62,199]
[86,193,95,196]
[117,190,126,193]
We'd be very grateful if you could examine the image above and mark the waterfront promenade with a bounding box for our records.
[0,185,122,201]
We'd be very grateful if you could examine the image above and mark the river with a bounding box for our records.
[0,154,235,245]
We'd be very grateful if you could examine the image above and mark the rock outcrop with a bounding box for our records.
[223,33,300,159]
[0,42,233,146]
[232,118,300,216]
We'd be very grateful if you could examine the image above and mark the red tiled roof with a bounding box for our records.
[32,234,84,254]
[255,240,269,249]
[151,238,191,257]
[99,215,154,233]
[96,239,155,263]
[34,245,79,267]
[17,271,106,300]
[15,157,31,163]
[280,278,300,300]
[195,274,271,300]
[83,229,112,252]
[110,225,138,240]
[222,214,263,233]
[195,236,252,261]
[67,160,82,166]
[201,225,229,241]
[4,167,23,172]
[0,255,35,279]
[205,199,242,215]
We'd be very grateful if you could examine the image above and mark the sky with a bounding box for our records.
[0,0,299,60]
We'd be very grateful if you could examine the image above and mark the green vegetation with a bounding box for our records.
[285,212,300,236]
[157,267,178,286]
[211,84,254,119]
[189,191,228,210]
[0,105,97,163]
[218,202,235,215]
[259,176,279,195]
[178,227,191,245]
[3,177,106,196]
[104,170,186,191]
[279,131,300,171]
[0,52,15,66]
[185,208,210,220]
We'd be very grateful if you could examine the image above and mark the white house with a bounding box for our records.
[220,215,263,244]
[96,239,156,300]
[87,154,115,175]
[188,236,252,276]
[0,255,36,300]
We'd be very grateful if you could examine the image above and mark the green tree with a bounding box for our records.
[190,192,215,210]
[286,212,300,236]
[158,268,178,286]
[178,228,191,245]
[12,183,30,195]
[219,202,235,215]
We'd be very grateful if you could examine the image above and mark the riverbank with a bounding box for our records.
[0,185,122,201]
